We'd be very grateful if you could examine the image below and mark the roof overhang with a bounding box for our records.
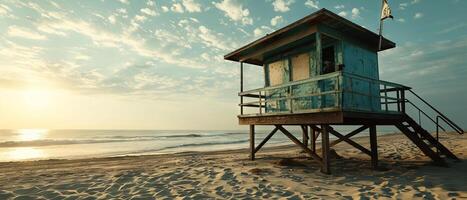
[224,8,396,66]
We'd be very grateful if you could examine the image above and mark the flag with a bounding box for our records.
[381,0,393,20]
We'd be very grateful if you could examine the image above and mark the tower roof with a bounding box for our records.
[225,8,396,65]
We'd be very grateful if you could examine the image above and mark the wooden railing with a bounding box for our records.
[239,72,409,116]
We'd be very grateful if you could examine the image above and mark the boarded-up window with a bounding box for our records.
[291,53,310,81]
[268,59,288,86]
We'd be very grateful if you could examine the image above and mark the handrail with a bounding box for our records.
[407,90,464,134]
[239,71,342,96]
[343,72,410,89]
[405,100,446,132]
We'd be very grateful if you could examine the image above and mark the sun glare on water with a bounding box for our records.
[7,147,45,161]
[17,129,48,141]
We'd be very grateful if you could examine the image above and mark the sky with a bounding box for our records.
[0,0,466,130]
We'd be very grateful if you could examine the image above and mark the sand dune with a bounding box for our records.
[0,132,465,199]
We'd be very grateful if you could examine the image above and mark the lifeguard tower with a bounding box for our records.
[224,9,463,174]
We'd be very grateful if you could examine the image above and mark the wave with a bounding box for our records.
[0,133,241,148]
[223,132,245,135]
[0,139,140,148]
[96,133,213,140]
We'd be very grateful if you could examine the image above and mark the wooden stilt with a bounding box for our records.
[249,124,255,161]
[369,125,378,169]
[310,127,316,154]
[321,124,331,174]
[301,125,309,148]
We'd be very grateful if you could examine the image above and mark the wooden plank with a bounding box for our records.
[249,125,255,161]
[239,111,343,125]
[276,125,323,165]
[321,125,331,174]
[369,125,378,169]
[330,125,368,146]
[240,104,266,108]
[254,127,279,154]
[242,94,266,98]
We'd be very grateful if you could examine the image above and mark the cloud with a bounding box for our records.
[118,0,129,5]
[334,4,344,10]
[141,8,157,16]
[74,53,91,61]
[108,15,117,24]
[399,3,408,10]
[134,15,147,22]
[437,23,467,34]
[182,0,202,13]
[37,24,67,36]
[400,0,421,10]
[272,0,294,13]
[147,0,155,6]
[253,26,273,37]
[0,4,15,18]
[7,26,47,40]
[414,12,423,19]
[198,25,232,50]
[379,36,467,87]
[304,0,319,9]
[154,28,192,49]
[338,11,347,17]
[351,8,360,19]
[161,6,169,12]
[213,0,253,25]
[270,15,284,26]
[171,3,184,13]
[397,18,406,23]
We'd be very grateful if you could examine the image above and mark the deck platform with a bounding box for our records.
[239,111,404,125]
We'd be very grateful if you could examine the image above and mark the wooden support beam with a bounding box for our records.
[249,125,255,161]
[321,124,331,174]
[310,127,316,153]
[330,125,368,147]
[301,125,309,148]
[275,125,323,165]
[242,94,266,98]
[369,125,378,169]
[311,125,371,156]
[254,127,279,154]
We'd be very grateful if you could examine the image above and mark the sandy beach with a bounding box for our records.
[0,132,465,199]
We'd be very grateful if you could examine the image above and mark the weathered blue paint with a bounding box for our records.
[262,27,382,114]
[342,41,380,112]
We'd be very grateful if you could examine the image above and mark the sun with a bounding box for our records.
[21,89,52,108]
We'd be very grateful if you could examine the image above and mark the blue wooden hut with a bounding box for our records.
[224,9,463,174]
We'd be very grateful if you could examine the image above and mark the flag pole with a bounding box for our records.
[378,0,384,51]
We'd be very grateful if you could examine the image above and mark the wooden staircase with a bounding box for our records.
[396,114,460,166]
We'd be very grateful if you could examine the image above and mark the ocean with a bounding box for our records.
[0,127,396,162]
